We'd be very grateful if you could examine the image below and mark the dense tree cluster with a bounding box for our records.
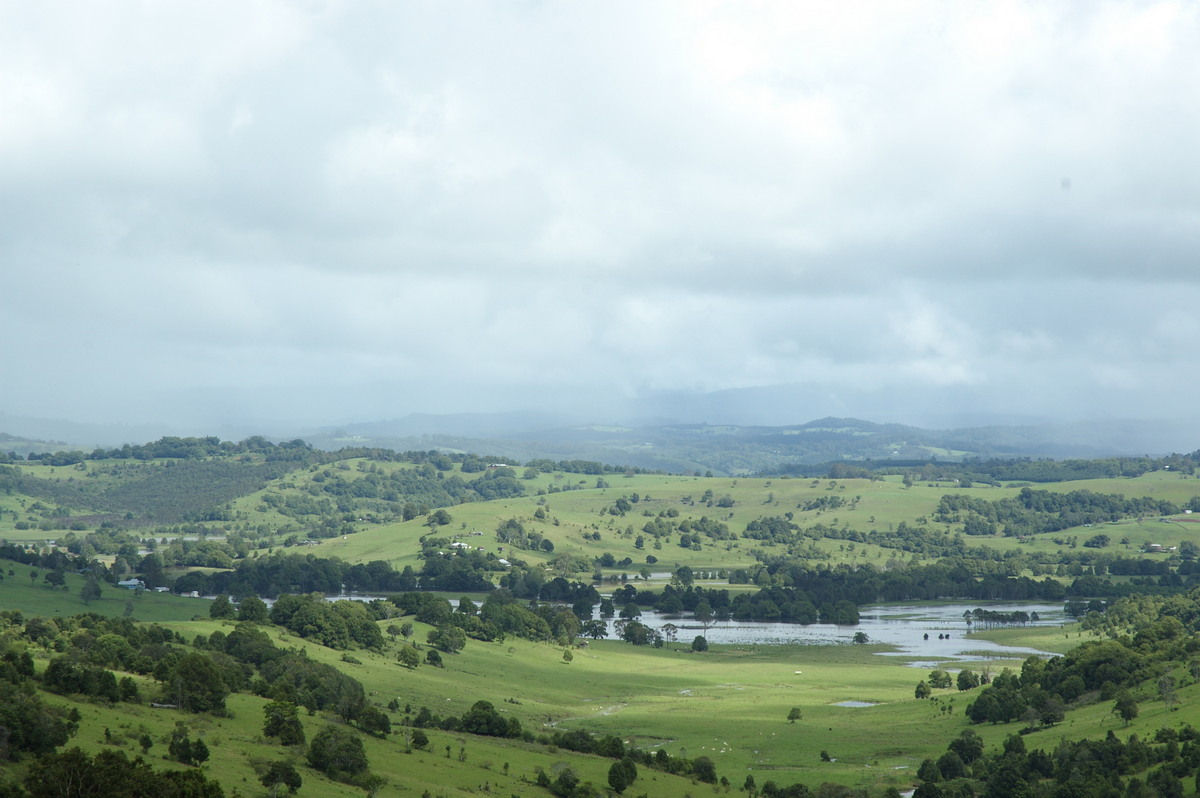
[964,616,1198,729]
[17,747,225,797]
[268,593,385,651]
[913,723,1200,798]
[390,588,590,644]
[936,487,1182,537]
[173,552,418,598]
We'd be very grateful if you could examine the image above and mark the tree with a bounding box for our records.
[307,724,369,781]
[852,631,870,645]
[80,576,102,605]
[168,723,208,765]
[562,649,574,664]
[692,756,717,783]
[260,760,302,797]
[139,553,166,588]
[43,570,65,589]
[787,707,802,723]
[915,680,932,699]
[928,670,952,689]
[356,705,392,738]
[1159,674,1179,708]
[1114,691,1139,726]
[956,669,980,691]
[693,599,713,629]
[948,729,984,764]
[936,750,966,779]
[238,596,270,623]
[428,626,466,653]
[263,701,306,746]
[209,593,236,620]
[167,653,228,713]
[691,635,708,652]
[607,758,638,793]
[397,645,420,669]
[426,649,443,668]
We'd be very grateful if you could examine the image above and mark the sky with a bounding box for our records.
[2,1,1199,434]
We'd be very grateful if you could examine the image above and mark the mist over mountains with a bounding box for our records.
[4,403,1199,477]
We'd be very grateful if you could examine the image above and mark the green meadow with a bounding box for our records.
[7,447,1200,794]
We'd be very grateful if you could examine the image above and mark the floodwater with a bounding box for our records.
[604,602,1068,664]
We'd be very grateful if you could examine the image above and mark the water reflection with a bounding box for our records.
[604,602,1068,664]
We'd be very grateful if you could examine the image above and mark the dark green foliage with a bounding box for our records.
[263,700,306,745]
[692,755,717,783]
[27,747,225,797]
[179,553,418,598]
[1115,691,1139,725]
[259,653,365,719]
[80,576,102,604]
[269,593,384,650]
[427,626,466,653]
[237,596,269,623]
[168,723,210,766]
[458,700,522,738]
[165,652,229,713]
[396,645,420,669]
[356,704,392,738]
[947,729,983,764]
[691,635,708,652]
[935,487,1180,538]
[306,724,369,781]
[418,550,498,592]
[259,760,302,796]
[42,656,121,702]
[607,758,638,793]
[617,620,662,647]
[0,677,77,758]
[209,594,236,619]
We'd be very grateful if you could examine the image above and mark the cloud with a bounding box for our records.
[2,1,1198,431]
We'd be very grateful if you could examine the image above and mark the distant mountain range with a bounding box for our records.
[296,414,1200,475]
[4,411,1200,476]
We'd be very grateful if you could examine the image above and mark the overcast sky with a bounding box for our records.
[2,1,1198,433]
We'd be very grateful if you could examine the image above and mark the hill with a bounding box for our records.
[297,415,1200,476]
[4,437,1200,795]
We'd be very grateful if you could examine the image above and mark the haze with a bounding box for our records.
[2,2,1198,435]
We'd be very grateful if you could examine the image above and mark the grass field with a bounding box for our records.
[0,558,206,623]
[8,456,1200,794]
[20,609,1194,796]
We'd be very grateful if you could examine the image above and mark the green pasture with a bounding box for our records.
[5,590,1189,796]
[0,558,204,623]
[288,468,1200,588]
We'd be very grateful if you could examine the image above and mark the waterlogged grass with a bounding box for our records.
[966,621,1093,656]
